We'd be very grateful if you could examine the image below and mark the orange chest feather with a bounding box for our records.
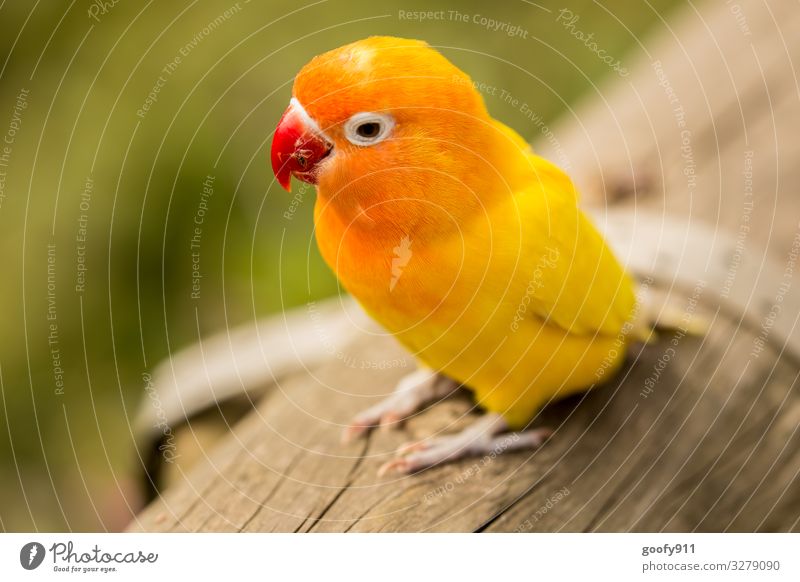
[313,200,467,325]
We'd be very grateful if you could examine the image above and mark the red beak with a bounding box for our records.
[270,98,332,192]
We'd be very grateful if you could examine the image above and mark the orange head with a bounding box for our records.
[270,37,525,226]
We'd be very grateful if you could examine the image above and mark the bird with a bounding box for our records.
[270,36,645,476]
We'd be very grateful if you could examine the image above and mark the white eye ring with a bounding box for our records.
[343,112,394,146]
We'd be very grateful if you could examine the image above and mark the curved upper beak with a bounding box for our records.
[270,98,333,192]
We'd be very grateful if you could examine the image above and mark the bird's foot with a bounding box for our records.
[377,413,551,476]
[341,368,458,443]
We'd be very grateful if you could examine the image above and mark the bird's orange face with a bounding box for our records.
[270,37,493,208]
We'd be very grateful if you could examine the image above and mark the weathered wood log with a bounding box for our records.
[129,293,800,532]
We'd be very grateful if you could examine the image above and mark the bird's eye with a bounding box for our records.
[356,122,380,139]
[344,112,394,146]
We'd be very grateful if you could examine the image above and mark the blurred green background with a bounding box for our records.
[0,0,680,531]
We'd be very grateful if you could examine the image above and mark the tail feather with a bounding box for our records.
[593,209,795,356]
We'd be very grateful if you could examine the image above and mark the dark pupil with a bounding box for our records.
[356,122,380,138]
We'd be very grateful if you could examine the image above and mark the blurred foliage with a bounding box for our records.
[0,0,680,530]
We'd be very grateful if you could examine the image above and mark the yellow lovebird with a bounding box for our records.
[271,36,641,475]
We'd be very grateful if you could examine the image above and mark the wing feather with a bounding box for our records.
[515,157,637,338]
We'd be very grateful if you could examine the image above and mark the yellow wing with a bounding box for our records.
[513,156,638,338]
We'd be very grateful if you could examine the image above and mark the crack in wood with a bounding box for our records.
[305,433,372,532]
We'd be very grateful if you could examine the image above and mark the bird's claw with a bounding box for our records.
[340,411,406,445]
[377,458,411,477]
[341,369,458,443]
[376,415,551,477]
